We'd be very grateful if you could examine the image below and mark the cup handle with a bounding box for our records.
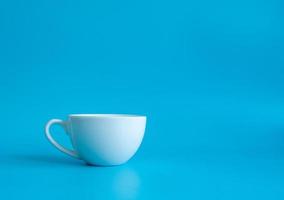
[45,119,79,159]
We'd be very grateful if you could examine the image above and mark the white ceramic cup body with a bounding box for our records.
[45,114,146,166]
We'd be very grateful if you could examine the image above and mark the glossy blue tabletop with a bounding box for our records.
[1,102,284,200]
[1,148,284,199]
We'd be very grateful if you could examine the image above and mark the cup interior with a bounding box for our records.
[69,114,146,118]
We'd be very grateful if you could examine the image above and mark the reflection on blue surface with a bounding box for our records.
[112,167,141,199]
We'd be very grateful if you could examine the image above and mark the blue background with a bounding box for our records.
[1,0,284,199]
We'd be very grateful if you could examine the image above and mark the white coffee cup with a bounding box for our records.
[44,114,146,166]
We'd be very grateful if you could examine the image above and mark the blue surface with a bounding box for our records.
[1,0,284,199]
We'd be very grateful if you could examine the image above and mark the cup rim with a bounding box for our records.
[69,114,146,118]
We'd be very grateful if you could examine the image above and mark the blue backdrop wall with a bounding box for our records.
[0,0,284,199]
